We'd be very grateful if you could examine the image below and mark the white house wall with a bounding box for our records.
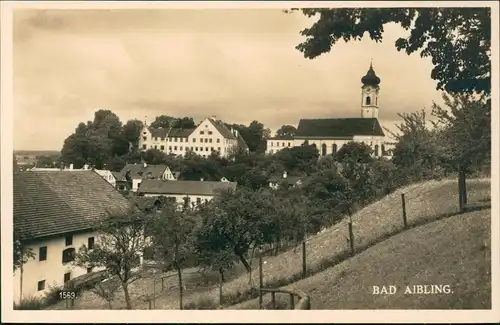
[138,118,239,158]
[142,193,214,208]
[13,231,100,304]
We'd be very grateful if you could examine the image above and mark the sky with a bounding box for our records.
[12,8,444,151]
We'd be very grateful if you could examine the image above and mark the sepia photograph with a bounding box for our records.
[1,1,498,323]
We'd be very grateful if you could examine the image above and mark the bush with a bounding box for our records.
[14,295,44,310]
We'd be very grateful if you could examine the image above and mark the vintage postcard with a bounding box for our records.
[1,0,498,323]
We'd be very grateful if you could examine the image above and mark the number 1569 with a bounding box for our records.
[59,291,77,300]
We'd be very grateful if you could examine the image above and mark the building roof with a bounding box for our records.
[168,127,196,138]
[13,171,133,241]
[208,118,237,140]
[120,164,168,180]
[137,179,237,196]
[112,171,126,181]
[148,127,169,138]
[295,118,385,138]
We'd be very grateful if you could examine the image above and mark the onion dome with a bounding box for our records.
[361,62,381,86]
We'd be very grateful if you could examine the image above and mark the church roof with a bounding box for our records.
[295,118,385,138]
[361,63,381,86]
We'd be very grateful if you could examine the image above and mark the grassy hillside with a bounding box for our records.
[46,178,491,309]
[231,206,491,309]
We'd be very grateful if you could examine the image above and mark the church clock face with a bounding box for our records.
[364,86,374,94]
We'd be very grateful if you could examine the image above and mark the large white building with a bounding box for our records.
[266,63,393,158]
[139,117,249,158]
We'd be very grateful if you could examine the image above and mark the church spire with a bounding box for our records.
[361,61,380,119]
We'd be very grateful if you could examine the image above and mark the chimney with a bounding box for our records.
[233,129,238,137]
[69,163,74,170]
[283,171,287,179]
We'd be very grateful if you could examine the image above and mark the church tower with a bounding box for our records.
[360,62,381,118]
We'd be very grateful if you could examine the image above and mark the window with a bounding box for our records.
[205,147,209,151]
[154,145,157,149]
[160,145,165,151]
[288,142,291,147]
[180,146,183,150]
[64,272,71,283]
[65,235,73,246]
[321,143,327,156]
[142,144,147,150]
[62,248,76,264]
[174,138,178,142]
[200,131,204,135]
[155,137,158,141]
[270,142,273,146]
[195,147,198,151]
[282,142,285,147]
[39,246,47,261]
[174,146,178,150]
[209,138,213,143]
[183,197,190,209]
[374,144,380,157]
[37,280,45,291]
[332,144,338,154]
[217,147,221,151]
[217,138,220,143]
[168,146,172,151]
[366,96,371,105]
[211,147,214,151]
[196,198,202,205]
[142,136,147,141]
[161,137,165,141]
[88,237,95,250]
[87,267,93,274]
[143,131,147,135]
[193,138,196,143]
[381,144,386,155]
[208,131,213,135]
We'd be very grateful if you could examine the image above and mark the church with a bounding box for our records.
[266,63,393,158]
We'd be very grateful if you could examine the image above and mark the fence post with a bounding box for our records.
[153,278,156,309]
[258,254,263,309]
[289,294,295,309]
[401,193,408,228]
[161,277,165,291]
[458,163,465,212]
[148,298,152,310]
[302,241,307,278]
[219,270,223,306]
[348,218,355,256]
[271,291,276,309]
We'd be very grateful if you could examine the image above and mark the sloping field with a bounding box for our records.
[231,207,491,309]
[45,178,491,309]
[188,178,490,308]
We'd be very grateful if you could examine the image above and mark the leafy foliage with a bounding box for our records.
[293,8,491,95]
[74,208,147,309]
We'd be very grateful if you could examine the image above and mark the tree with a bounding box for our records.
[122,119,144,148]
[172,117,196,129]
[150,202,197,310]
[194,188,271,283]
[74,208,147,310]
[275,144,319,174]
[150,115,176,129]
[292,8,491,95]
[228,121,270,153]
[276,124,297,137]
[142,148,167,165]
[13,226,35,272]
[431,93,491,173]
[36,155,56,168]
[334,141,373,164]
[387,109,449,182]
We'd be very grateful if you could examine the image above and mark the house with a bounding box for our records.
[93,169,116,188]
[119,163,176,192]
[13,170,134,303]
[138,116,249,158]
[268,171,304,190]
[266,63,394,159]
[137,179,237,209]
